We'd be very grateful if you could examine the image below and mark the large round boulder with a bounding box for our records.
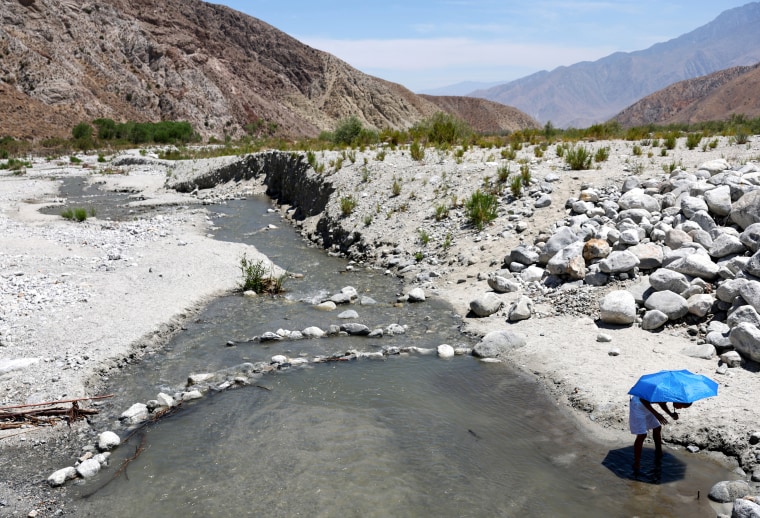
[472,330,527,359]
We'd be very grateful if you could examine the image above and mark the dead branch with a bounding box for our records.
[0,395,111,428]
[0,394,113,411]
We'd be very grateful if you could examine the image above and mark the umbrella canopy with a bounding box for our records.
[628,369,718,404]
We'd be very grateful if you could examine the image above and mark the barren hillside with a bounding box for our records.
[0,0,536,141]
[612,63,760,127]
[420,95,539,133]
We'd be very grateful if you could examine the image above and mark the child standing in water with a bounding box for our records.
[629,396,691,473]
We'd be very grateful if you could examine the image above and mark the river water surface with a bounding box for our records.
[49,180,730,517]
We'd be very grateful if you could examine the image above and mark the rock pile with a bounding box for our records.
[497,158,760,367]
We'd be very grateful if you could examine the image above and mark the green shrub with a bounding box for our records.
[339,196,356,216]
[663,132,677,150]
[414,251,424,262]
[632,145,642,156]
[411,112,471,146]
[565,145,592,170]
[509,175,523,197]
[238,254,284,294]
[61,207,88,222]
[363,214,372,226]
[418,229,430,245]
[72,122,93,140]
[434,204,449,221]
[594,146,610,162]
[520,163,531,186]
[497,164,510,183]
[442,233,452,250]
[734,127,750,145]
[375,149,386,161]
[410,140,425,161]
[685,132,702,150]
[331,116,364,146]
[391,178,401,197]
[501,147,516,160]
[465,189,498,230]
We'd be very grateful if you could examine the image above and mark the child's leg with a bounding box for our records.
[652,426,663,459]
[633,433,647,471]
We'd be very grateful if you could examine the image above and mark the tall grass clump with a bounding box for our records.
[465,190,498,230]
[565,145,592,170]
[410,140,425,161]
[594,146,610,163]
[685,132,702,150]
[61,207,89,222]
[340,196,357,216]
[238,254,285,294]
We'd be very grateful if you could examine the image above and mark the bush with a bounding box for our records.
[465,190,498,230]
[663,132,678,150]
[434,204,449,221]
[410,140,424,161]
[411,112,471,146]
[685,132,702,150]
[332,116,363,146]
[72,122,93,140]
[391,178,401,197]
[238,254,284,294]
[509,175,523,197]
[61,207,88,222]
[594,146,610,162]
[339,196,356,216]
[519,163,531,186]
[565,145,592,170]
[497,164,510,183]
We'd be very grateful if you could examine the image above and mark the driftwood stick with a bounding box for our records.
[0,394,113,411]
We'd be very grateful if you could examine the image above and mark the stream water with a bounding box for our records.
[48,178,731,517]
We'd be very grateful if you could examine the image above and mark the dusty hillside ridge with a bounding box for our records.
[0,0,536,141]
[2,137,760,514]
[613,63,760,127]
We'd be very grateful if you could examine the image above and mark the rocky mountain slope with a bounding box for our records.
[471,2,760,128]
[612,63,760,127]
[0,0,536,141]
[420,95,539,133]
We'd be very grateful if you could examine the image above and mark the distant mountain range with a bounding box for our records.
[470,2,760,128]
[0,0,537,141]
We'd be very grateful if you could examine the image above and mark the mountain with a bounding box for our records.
[418,81,506,97]
[420,96,539,133]
[470,2,760,128]
[612,63,760,127]
[0,0,536,141]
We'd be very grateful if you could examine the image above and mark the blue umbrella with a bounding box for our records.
[628,369,718,404]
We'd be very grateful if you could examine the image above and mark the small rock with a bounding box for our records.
[97,431,121,451]
[407,288,426,302]
[437,344,455,358]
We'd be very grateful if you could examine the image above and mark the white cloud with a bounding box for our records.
[301,36,616,73]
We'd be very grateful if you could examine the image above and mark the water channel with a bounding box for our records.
[46,178,732,516]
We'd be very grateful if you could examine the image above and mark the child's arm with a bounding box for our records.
[657,402,679,420]
[641,399,668,425]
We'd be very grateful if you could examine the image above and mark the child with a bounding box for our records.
[629,396,691,473]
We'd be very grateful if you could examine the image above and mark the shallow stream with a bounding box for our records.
[51,178,730,516]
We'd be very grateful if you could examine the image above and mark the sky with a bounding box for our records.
[217,1,755,93]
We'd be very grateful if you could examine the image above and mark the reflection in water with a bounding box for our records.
[44,187,729,517]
